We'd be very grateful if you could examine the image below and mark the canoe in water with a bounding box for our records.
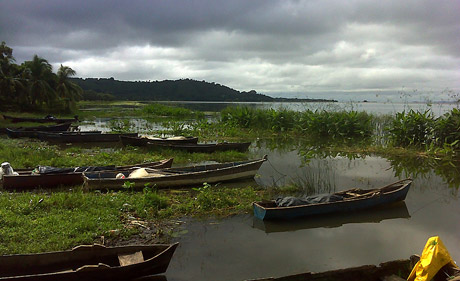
[253,179,412,220]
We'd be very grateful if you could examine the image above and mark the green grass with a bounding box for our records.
[0,138,249,169]
[0,183,264,254]
[141,103,204,119]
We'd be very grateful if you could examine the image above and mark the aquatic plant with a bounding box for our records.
[297,110,373,140]
[142,103,204,118]
[433,108,460,149]
[387,110,435,147]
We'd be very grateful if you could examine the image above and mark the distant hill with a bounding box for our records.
[71,77,336,102]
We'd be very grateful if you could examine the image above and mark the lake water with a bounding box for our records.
[76,102,460,280]
[165,150,460,281]
[157,101,457,116]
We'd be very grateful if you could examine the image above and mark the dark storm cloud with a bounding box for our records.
[1,0,459,100]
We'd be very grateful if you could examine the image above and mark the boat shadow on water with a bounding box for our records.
[252,201,410,233]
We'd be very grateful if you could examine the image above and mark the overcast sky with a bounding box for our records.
[1,0,459,101]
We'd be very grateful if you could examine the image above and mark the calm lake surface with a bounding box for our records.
[165,149,460,281]
[157,101,457,116]
[79,101,459,280]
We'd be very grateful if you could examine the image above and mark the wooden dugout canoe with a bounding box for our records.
[244,257,415,281]
[145,141,252,153]
[83,155,267,190]
[2,114,78,124]
[252,201,410,233]
[2,158,173,190]
[253,179,412,220]
[0,243,178,281]
[36,131,103,142]
[120,135,199,146]
[39,132,138,143]
[5,123,72,138]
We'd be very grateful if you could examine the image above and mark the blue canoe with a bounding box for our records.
[253,178,412,220]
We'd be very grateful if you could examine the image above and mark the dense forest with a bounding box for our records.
[71,77,335,102]
[1,41,335,113]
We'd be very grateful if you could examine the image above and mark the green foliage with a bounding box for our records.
[297,110,373,140]
[433,108,460,150]
[0,184,261,254]
[122,181,135,191]
[81,90,115,101]
[107,119,135,133]
[387,108,460,155]
[0,190,127,254]
[70,78,277,102]
[142,103,204,118]
[387,110,435,147]
[220,106,373,141]
[0,42,82,112]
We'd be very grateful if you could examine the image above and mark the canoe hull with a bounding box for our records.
[2,159,173,190]
[253,179,412,220]
[40,133,138,143]
[3,115,77,124]
[120,135,199,146]
[84,156,267,190]
[244,258,413,281]
[145,141,251,153]
[5,123,72,138]
[0,243,178,281]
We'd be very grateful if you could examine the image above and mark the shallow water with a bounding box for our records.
[164,150,460,281]
[157,101,457,117]
[74,104,459,280]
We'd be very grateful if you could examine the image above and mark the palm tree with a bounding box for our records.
[22,55,56,107]
[56,64,82,111]
[0,42,26,109]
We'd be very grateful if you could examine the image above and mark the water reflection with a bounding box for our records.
[134,275,168,281]
[252,201,410,233]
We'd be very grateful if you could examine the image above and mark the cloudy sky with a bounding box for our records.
[1,0,459,101]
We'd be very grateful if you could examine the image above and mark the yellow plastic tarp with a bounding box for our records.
[407,236,458,281]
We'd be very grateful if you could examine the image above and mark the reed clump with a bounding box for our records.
[141,103,204,118]
[387,108,460,154]
[220,106,373,140]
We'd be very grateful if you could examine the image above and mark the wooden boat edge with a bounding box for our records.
[253,178,412,212]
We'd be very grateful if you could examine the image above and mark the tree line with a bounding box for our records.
[0,42,84,113]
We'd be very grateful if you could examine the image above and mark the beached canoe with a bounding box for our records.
[39,132,138,143]
[145,141,252,153]
[5,123,72,138]
[253,179,412,220]
[83,155,267,190]
[244,257,416,281]
[0,243,178,281]
[2,114,78,124]
[2,158,173,190]
[120,135,199,146]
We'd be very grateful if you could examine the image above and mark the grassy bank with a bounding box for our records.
[0,184,266,254]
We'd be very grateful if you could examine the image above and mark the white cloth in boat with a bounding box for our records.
[144,136,187,140]
[128,168,166,178]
